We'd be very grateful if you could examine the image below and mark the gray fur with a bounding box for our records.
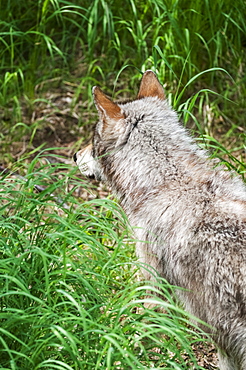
[74,71,246,369]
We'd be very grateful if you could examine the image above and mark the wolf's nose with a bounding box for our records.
[73,152,77,163]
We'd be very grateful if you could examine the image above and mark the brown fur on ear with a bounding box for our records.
[137,70,165,100]
[93,86,124,121]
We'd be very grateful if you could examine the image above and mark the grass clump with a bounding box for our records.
[0,0,245,173]
[0,155,205,369]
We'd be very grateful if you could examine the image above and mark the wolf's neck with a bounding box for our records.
[110,139,213,191]
[109,143,241,217]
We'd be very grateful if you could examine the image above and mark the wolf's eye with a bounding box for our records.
[81,164,89,172]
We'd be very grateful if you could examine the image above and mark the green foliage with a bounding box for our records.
[0,156,205,369]
[1,0,245,91]
[0,0,245,165]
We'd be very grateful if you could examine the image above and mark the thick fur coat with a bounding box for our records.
[74,71,246,370]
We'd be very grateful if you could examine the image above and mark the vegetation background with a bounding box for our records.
[0,0,245,369]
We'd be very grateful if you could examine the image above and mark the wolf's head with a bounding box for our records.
[73,70,179,186]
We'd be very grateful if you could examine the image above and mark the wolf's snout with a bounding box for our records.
[73,152,77,163]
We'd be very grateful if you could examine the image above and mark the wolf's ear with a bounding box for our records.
[137,70,165,100]
[93,86,124,122]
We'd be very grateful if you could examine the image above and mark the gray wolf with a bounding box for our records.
[74,70,246,369]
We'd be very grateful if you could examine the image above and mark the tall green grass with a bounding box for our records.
[0,0,245,172]
[0,154,205,369]
[1,1,245,107]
